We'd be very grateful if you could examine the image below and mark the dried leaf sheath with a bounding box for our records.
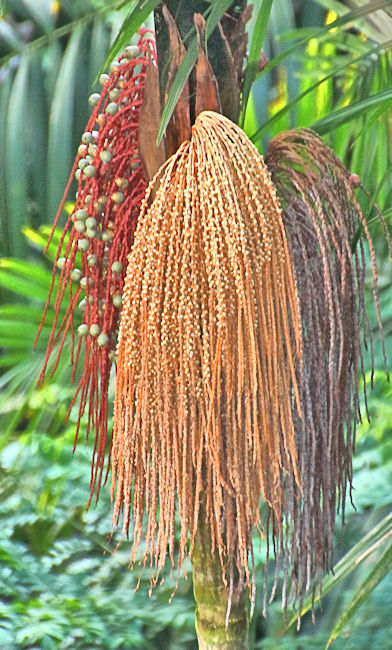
[112,111,302,579]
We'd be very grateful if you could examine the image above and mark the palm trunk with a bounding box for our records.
[192,515,249,649]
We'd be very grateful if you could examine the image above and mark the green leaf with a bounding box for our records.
[251,39,392,139]
[0,305,50,323]
[22,226,51,253]
[0,321,51,349]
[240,0,274,127]
[0,352,28,369]
[5,55,30,258]
[96,0,161,81]
[20,0,54,34]
[327,535,392,646]
[88,17,111,93]
[311,88,392,135]
[0,259,56,303]
[23,226,70,262]
[0,18,24,51]
[0,0,126,69]
[26,51,48,229]
[257,0,392,81]
[313,0,392,44]
[0,258,52,287]
[157,0,234,145]
[290,512,392,625]
[0,65,11,258]
[47,25,84,220]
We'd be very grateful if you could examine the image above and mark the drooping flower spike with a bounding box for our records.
[112,111,302,584]
[36,29,155,501]
[267,128,390,614]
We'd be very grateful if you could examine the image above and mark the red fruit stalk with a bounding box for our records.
[36,30,155,504]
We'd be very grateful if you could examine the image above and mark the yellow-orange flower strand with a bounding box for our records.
[112,111,302,580]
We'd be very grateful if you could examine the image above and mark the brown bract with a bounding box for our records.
[112,111,302,583]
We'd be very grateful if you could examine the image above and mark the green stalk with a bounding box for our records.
[191,514,249,649]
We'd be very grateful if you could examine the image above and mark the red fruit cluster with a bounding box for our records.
[36,29,155,503]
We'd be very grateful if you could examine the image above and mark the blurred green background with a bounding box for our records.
[0,1,391,648]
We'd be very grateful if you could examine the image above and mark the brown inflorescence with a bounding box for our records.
[36,30,155,502]
[267,128,390,617]
[112,111,302,587]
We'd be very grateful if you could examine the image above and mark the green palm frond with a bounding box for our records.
[245,2,392,217]
[0,0,123,258]
[0,227,77,446]
[290,513,392,641]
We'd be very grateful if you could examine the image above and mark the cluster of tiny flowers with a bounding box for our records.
[112,111,302,585]
[37,29,155,501]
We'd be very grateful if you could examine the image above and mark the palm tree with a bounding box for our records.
[1,1,392,647]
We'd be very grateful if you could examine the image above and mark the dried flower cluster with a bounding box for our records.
[112,111,302,583]
[36,30,155,501]
[267,128,390,612]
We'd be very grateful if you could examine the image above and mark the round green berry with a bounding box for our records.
[87,228,100,239]
[100,150,113,163]
[111,261,123,273]
[116,177,129,188]
[102,230,114,242]
[97,332,109,347]
[109,88,121,100]
[111,191,124,203]
[106,102,119,116]
[89,324,101,337]
[75,208,87,220]
[78,324,89,337]
[124,45,140,59]
[82,131,93,144]
[80,276,93,289]
[89,93,101,106]
[70,269,82,282]
[84,165,96,178]
[74,221,86,233]
[85,217,97,230]
[78,238,90,251]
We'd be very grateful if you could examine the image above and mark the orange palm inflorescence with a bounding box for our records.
[112,111,302,582]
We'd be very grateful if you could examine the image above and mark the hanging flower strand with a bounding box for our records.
[36,29,156,503]
[112,111,302,583]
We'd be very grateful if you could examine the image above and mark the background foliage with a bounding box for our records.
[0,0,391,648]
